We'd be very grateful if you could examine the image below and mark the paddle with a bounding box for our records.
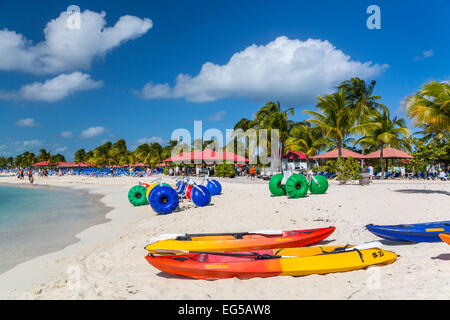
[147,230,284,244]
[153,248,293,259]
[152,241,385,260]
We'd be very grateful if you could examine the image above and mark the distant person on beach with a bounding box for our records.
[169,167,174,176]
[368,165,374,182]
[400,167,406,179]
[250,166,256,180]
[175,166,179,176]
[28,169,34,184]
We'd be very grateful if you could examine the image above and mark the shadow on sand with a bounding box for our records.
[379,239,417,246]
[431,253,450,261]
[156,272,194,280]
[394,189,450,196]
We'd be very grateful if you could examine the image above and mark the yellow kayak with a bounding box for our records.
[146,244,397,280]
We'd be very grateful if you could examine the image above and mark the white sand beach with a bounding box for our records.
[0,174,449,300]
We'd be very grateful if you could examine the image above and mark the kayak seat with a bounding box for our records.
[198,250,274,263]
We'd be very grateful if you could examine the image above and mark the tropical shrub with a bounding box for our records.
[215,164,235,177]
[336,157,360,184]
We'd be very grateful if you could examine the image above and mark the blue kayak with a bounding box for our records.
[366,221,450,242]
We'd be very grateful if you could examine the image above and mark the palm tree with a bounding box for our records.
[89,142,114,167]
[353,109,410,179]
[239,101,296,170]
[36,149,50,162]
[304,89,356,159]
[74,149,87,163]
[111,139,128,163]
[338,78,387,121]
[49,154,66,164]
[285,124,327,169]
[406,80,450,139]
[148,142,163,165]
[134,144,153,165]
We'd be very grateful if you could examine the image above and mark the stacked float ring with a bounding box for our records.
[206,179,222,196]
[269,174,287,197]
[147,183,173,203]
[176,181,186,194]
[146,183,159,202]
[128,185,148,206]
[185,185,193,200]
[190,185,212,207]
[285,174,308,199]
[308,175,329,194]
[149,186,179,215]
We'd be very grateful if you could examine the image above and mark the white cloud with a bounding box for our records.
[0,10,153,74]
[137,136,164,144]
[81,126,106,138]
[413,49,434,61]
[208,110,226,122]
[61,130,73,138]
[15,118,38,127]
[0,139,43,156]
[22,139,42,147]
[54,146,68,153]
[140,36,388,104]
[0,72,103,102]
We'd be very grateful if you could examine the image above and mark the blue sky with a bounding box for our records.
[0,0,448,160]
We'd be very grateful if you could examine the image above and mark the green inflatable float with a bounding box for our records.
[308,175,329,194]
[285,174,309,199]
[128,185,148,206]
[269,174,287,197]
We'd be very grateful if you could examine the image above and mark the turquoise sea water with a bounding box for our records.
[0,184,109,274]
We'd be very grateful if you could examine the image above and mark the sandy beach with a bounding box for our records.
[0,174,449,300]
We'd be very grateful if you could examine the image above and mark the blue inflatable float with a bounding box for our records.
[206,179,222,196]
[190,185,211,207]
[149,186,179,215]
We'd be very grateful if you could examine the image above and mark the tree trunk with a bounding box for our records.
[361,146,365,168]
[380,145,385,179]
[337,140,343,158]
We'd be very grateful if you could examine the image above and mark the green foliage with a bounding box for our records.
[411,137,449,171]
[215,164,235,177]
[318,158,359,181]
[0,156,14,169]
[407,80,450,138]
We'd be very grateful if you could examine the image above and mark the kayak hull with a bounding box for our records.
[440,233,450,245]
[366,221,450,242]
[146,227,335,254]
[145,246,397,280]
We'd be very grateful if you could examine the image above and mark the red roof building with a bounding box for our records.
[364,147,413,159]
[313,148,366,159]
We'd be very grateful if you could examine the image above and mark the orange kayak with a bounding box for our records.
[146,227,335,254]
[145,245,397,280]
[440,233,450,245]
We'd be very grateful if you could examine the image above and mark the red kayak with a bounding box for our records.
[145,227,336,254]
